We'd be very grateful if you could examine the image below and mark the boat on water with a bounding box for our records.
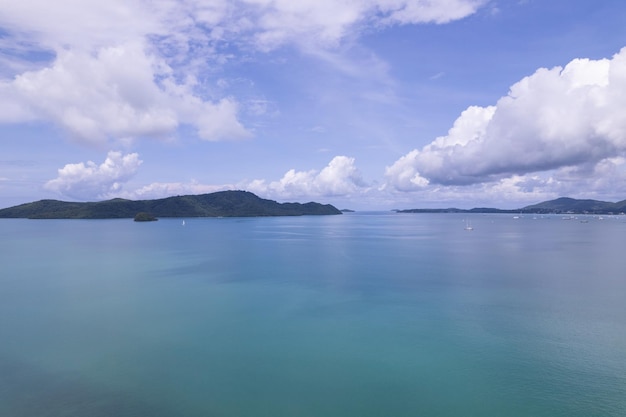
[464,219,473,231]
[182,220,186,226]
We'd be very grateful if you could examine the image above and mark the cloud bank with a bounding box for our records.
[386,48,626,200]
[45,153,369,202]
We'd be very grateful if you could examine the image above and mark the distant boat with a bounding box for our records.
[182,220,186,226]
[464,219,473,231]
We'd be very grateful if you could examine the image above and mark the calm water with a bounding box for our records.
[1,213,625,416]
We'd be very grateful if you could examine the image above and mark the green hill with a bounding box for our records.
[522,197,626,214]
[0,191,342,219]
[396,197,626,215]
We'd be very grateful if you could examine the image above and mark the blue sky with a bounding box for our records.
[2,0,626,210]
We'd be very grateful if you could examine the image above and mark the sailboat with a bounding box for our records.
[464,218,473,231]
[182,220,186,226]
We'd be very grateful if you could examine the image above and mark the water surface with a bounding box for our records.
[1,214,625,416]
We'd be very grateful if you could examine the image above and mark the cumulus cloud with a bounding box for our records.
[45,151,142,200]
[246,156,368,199]
[386,48,626,195]
[0,43,250,144]
[0,0,486,145]
[99,155,368,202]
[124,181,234,200]
[2,45,172,141]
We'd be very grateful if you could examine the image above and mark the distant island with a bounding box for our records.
[396,197,626,215]
[0,190,342,219]
[133,212,158,222]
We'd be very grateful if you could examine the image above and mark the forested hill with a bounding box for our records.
[0,190,342,219]
[396,197,626,215]
[520,197,626,214]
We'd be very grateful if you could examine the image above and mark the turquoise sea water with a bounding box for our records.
[1,213,625,416]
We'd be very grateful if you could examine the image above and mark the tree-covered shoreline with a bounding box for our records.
[0,191,342,219]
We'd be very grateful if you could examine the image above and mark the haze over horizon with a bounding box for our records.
[2,0,626,210]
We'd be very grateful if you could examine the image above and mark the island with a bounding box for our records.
[0,190,342,219]
[133,212,158,222]
[395,197,626,215]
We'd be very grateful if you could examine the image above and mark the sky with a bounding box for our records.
[2,0,626,210]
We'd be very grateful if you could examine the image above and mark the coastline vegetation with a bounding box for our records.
[133,212,158,222]
[0,190,342,219]
[396,197,626,215]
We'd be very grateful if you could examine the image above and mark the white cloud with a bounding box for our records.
[0,1,486,55]
[0,1,162,49]
[233,0,488,51]
[0,43,250,144]
[2,45,173,141]
[246,155,368,199]
[0,0,486,145]
[99,156,368,203]
[45,151,143,200]
[49,151,626,209]
[386,48,626,200]
[376,0,487,25]
[124,181,234,200]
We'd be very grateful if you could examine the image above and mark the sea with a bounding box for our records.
[1,213,625,417]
